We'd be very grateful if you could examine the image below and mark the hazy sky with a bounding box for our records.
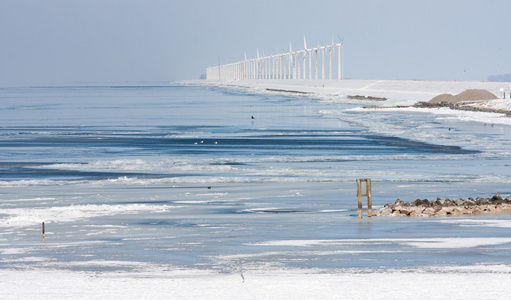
[1,0,510,86]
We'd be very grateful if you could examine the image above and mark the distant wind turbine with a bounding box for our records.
[337,35,344,80]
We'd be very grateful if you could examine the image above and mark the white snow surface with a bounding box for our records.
[2,267,511,300]
[189,78,511,109]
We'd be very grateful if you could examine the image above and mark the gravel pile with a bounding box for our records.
[429,89,498,104]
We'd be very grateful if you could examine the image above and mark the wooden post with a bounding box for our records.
[367,179,372,217]
[42,222,45,243]
[356,179,372,218]
[357,179,363,218]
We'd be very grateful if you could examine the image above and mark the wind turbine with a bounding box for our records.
[321,45,325,80]
[302,36,308,80]
[337,35,344,80]
[315,44,319,80]
[243,52,247,80]
[305,37,311,79]
[289,42,295,79]
[262,50,267,79]
[275,47,283,80]
[329,37,334,80]
[256,49,261,79]
[275,47,280,79]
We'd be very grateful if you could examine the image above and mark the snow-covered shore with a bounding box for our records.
[184,79,511,111]
[3,266,511,300]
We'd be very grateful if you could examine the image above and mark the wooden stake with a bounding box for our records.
[357,179,363,218]
[356,179,372,218]
[367,179,372,218]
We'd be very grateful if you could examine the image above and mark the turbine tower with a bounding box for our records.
[321,46,325,80]
[337,35,344,80]
[205,36,345,81]
[315,46,318,80]
[329,37,333,80]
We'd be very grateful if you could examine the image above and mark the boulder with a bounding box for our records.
[483,205,495,212]
[492,193,503,201]
[465,198,476,206]
[476,198,491,205]
[423,207,436,215]
[420,199,430,207]
[435,210,448,216]
[453,198,466,206]
[443,199,454,207]
[453,207,470,215]
[413,199,423,206]
[439,198,450,205]
[392,211,405,217]
[472,206,484,214]
[441,207,456,214]
[493,199,504,205]
[410,208,425,216]
[430,200,442,207]
[399,208,412,216]
[369,210,381,217]
[380,207,393,216]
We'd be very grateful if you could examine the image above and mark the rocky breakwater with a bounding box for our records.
[375,193,511,217]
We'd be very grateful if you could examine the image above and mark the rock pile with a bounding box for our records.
[374,193,511,217]
[348,95,387,101]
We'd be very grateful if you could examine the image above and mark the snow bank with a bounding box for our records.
[186,79,511,103]
[2,267,511,300]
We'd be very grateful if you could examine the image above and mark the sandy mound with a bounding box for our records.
[429,89,498,104]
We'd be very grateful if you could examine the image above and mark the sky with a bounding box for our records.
[1,0,510,87]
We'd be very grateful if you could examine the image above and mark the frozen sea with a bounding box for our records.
[1,84,511,298]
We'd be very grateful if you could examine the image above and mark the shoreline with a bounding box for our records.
[182,79,511,114]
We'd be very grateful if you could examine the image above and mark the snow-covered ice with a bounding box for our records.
[2,82,511,299]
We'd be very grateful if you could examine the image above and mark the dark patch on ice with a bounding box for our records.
[119,200,171,205]
[136,220,198,227]
[216,208,308,214]
[0,162,193,181]
[209,162,247,166]
[367,135,479,154]
[0,127,477,158]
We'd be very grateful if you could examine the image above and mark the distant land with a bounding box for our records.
[488,73,511,82]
